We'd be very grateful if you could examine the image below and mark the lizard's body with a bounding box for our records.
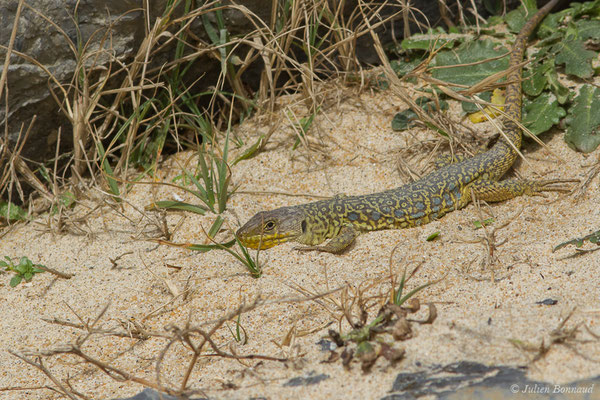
[237,0,563,253]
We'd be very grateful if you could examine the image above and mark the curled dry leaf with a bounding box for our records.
[392,317,413,341]
[380,342,406,364]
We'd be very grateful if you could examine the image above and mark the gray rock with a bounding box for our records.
[1,0,442,172]
[383,361,599,400]
[1,0,162,162]
[113,387,206,400]
[283,371,330,387]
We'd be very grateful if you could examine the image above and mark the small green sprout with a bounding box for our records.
[0,256,46,287]
[426,231,440,241]
[472,218,494,229]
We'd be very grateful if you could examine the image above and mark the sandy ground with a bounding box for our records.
[1,74,599,400]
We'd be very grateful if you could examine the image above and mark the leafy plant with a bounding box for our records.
[472,218,495,229]
[291,107,321,150]
[395,0,600,152]
[392,96,448,131]
[0,256,46,287]
[326,265,440,371]
[431,39,509,87]
[553,229,600,253]
[522,93,566,136]
[0,202,29,223]
[161,131,234,216]
[182,237,262,278]
[564,86,600,153]
[392,267,438,306]
[226,313,248,344]
[190,134,232,214]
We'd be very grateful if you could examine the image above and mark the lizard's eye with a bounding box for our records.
[264,220,276,231]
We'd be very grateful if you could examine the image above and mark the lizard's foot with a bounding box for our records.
[525,178,579,196]
[293,225,359,253]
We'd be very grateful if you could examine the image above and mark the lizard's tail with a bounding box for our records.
[502,0,560,149]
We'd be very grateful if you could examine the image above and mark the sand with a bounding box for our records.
[0,73,599,400]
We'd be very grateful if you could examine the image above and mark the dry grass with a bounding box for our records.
[0,0,494,212]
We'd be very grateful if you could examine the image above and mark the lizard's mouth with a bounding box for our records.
[235,231,296,250]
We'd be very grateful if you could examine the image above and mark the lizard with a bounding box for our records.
[236,0,566,253]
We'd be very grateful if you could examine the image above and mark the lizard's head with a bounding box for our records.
[236,207,306,250]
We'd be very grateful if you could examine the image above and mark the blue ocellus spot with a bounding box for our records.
[394,209,406,218]
[432,197,442,205]
[415,201,425,210]
[381,206,390,214]
[443,193,453,206]
[411,211,425,219]
[348,212,359,221]
[371,211,381,221]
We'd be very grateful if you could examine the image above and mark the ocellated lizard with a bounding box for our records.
[237,0,566,253]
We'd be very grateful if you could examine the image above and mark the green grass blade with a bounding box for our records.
[208,216,224,238]
[95,141,120,198]
[147,200,207,215]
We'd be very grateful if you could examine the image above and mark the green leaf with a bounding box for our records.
[233,135,263,166]
[147,200,207,215]
[233,237,262,278]
[522,93,566,136]
[485,16,504,28]
[473,218,494,229]
[462,91,492,113]
[390,59,421,78]
[483,0,502,15]
[570,0,600,18]
[423,100,449,112]
[292,107,320,150]
[373,73,389,90]
[537,11,562,39]
[392,97,449,132]
[95,141,120,198]
[392,109,419,131]
[201,13,220,46]
[432,39,509,87]
[554,39,596,79]
[545,67,570,104]
[554,228,600,252]
[400,27,457,51]
[355,341,375,356]
[185,239,236,252]
[208,216,224,239]
[523,62,551,97]
[565,85,600,153]
[0,202,28,222]
[60,191,76,208]
[10,276,22,287]
[576,20,600,40]
[505,2,537,33]
[426,231,440,241]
